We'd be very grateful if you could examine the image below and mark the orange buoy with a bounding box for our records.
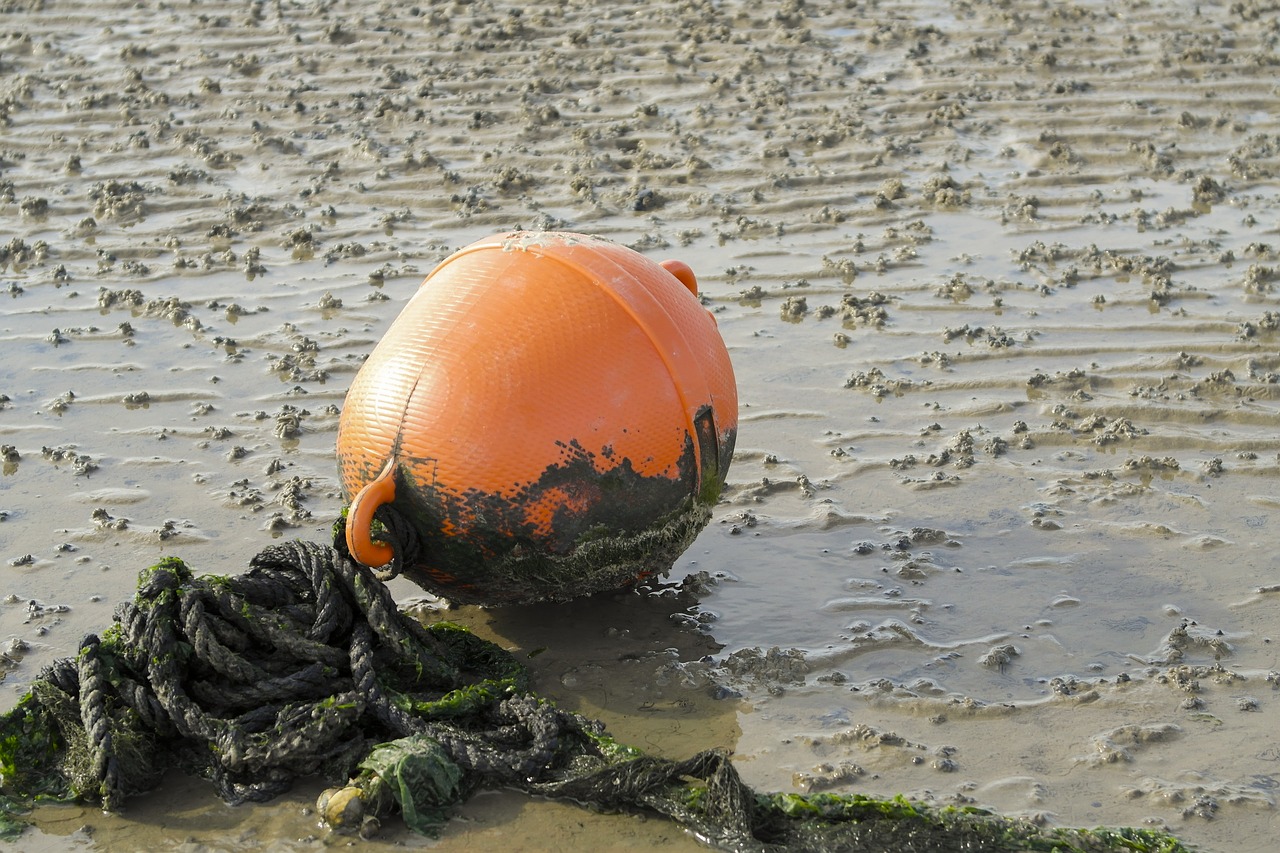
[337,231,737,605]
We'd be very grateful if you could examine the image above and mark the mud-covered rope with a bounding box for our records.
[0,525,1191,852]
[367,502,424,582]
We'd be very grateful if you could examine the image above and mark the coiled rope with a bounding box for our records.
[0,525,1190,852]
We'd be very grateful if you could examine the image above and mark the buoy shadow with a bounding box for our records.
[410,581,741,760]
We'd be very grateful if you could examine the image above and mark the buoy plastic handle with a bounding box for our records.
[346,459,397,568]
[660,259,698,296]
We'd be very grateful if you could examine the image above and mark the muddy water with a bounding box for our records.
[3,0,1279,850]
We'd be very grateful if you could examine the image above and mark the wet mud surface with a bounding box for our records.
[3,0,1280,850]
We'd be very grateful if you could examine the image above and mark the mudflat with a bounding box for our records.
[2,1,1278,851]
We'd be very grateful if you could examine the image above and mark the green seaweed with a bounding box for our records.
[0,694,66,802]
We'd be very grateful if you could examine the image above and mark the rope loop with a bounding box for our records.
[369,502,423,582]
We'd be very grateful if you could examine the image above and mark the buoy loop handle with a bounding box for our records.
[660,259,698,296]
[346,459,398,570]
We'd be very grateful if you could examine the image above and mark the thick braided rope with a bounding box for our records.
[349,618,424,737]
[13,539,546,811]
[180,593,271,685]
[75,635,121,812]
[421,694,587,783]
[2,539,1195,853]
[368,502,424,582]
[116,564,223,745]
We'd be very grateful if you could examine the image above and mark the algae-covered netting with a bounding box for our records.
[0,534,1191,852]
